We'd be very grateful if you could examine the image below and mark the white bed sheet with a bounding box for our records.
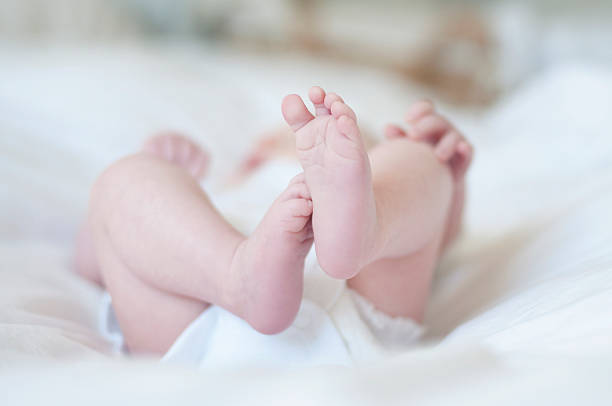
[1,45,611,404]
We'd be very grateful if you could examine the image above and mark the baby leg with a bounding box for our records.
[89,145,313,353]
[350,104,473,321]
[74,133,210,287]
[347,140,453,321]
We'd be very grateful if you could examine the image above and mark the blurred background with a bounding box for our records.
[3,2,612,399]
[1,0,611,106]
[0,0,611,241]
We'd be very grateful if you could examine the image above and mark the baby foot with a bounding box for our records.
[282,87,377,279]
[384,100,474,247]
[384,100,473,179]
[142,132,210,180]
[231,173,314,334]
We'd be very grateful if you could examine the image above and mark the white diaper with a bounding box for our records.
[99,249,424,368]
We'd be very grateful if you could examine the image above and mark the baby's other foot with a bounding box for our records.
[143,132,210,180]
[384,100,474,247]
[232,173,314,334]
[385,101,473,179]
[281,87,377,279]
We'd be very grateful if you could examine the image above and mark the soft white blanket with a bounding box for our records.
[1,45,611,404]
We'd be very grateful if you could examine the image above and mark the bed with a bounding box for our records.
[1,44,611,405]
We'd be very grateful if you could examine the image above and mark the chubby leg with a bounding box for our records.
[347,140,452,321]
[97,232,209,353]
[74,133,210,287]
[87,139,313,354]
[282,88,472,320]
[350,104,473,321]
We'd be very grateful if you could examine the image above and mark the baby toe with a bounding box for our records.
[284,180,311,200]
[142,140,161,156]
[143,134,170,157]
[435,131,462,161]
[292,198,314,218]
[336,115,360,142]
[324,92,344,110]
[177,139,194,163]
[453,141,474,177]
[331,100,357,122]
[282,199,314,232]
[384,124,407,139]
[159,137,176,161]
[405,100,435,124]
[309,86,329,116]
[282,94,315,132]
[457,140,473,158]
[413,114,451,143]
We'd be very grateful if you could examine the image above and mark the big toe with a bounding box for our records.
[282,94,314,132]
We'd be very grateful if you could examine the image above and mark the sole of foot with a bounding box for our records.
[281,87,378,279]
